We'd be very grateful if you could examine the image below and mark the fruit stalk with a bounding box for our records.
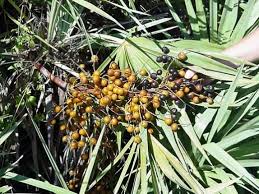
[34,62,67,89]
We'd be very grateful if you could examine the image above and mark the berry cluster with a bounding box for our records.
[50,51,215,190]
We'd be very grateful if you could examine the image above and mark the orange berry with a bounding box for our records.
[125,114,132,121]
[101,79,108,87]
[103,116,111,124]
[176,90,185,98]
[70,141,78,149]
[108,69,114,76]
[152,101,160,109]
[108,68,115,76]
[127,125,134,133]
[59,124,66,131]
[85,106,93,113]
[178,69,186,77]
[80,76,88,84]
[141,121,148,128]
[124,68,132,77]
[72,90,79,97]
[81,153,88,160]
[114,70,121,78]
[117,88,124,95]
[144,112,152,120]
[128,74,136,82]
[93,70,101,76]
[79,129,88,136]
[192,96,200,104]
[134,127,140,133]
[78,140,85,148]
[118,95,125,100]
[110,118,118,126]
[171,123,178,132]
[164,117,173,126]
[50,119,56,125]
[89,137,97,145]
[132,112,140,120]
[114,79,122,86]
[62,135,69,143]
[69,111,77,118]
[93,75,100,84]
[140,97,148,104]
[148,128,154,134]
[54,105,62,113]
[140,90,147,97]
[110,62,118,70]
[66,98,73,104]
[71,132,80,140]
[111,93,118,101]
[123,82,131,90]
[132,96,139,103]
[192,74,198,80]
[134,135,142,144]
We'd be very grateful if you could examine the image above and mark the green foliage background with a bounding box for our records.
[0,0,259,193]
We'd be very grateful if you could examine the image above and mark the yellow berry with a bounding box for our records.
[78,140,85,148]
[171,123,178,132]
[127,125,134,133]
[79,129,88,136]
[85,106,93,113]
[71,132,80,140]
[164,117,173,126]
[134,135,142,144]
[69,111,77,118]
[89,137,97,145]
[110,118,118,126]
[54,105,62,113]
[103,116,111,124]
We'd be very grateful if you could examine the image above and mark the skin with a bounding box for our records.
[185,28,259,79]
[222,28,259,62]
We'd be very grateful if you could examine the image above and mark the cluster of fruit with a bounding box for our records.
[52,60,215,144]
[50,49,215,190]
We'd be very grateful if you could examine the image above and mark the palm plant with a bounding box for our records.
[0,0,259,194]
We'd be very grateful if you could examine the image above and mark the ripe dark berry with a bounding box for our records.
[120,76,127,82]
[172,71,178,77]
[172,113,180,121]
[195,84,203,92]
[172,94,178,100]
[167,56,172,63]
[156,56,162,63]
[157,69,162,75]
[187,92,195,99]
[169,67,175,74]
[173,84,180,90]
[203,90,208,96]
[162,46,170,54]
[160,94,166,100]
[175,100,184,108]
[143,79,149,86]
[150,73,157,80]
[171,108,178,114]
[168,75,174,82]
[162,55,168,63]
[151,81,159,88]
[206,85,214,92]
